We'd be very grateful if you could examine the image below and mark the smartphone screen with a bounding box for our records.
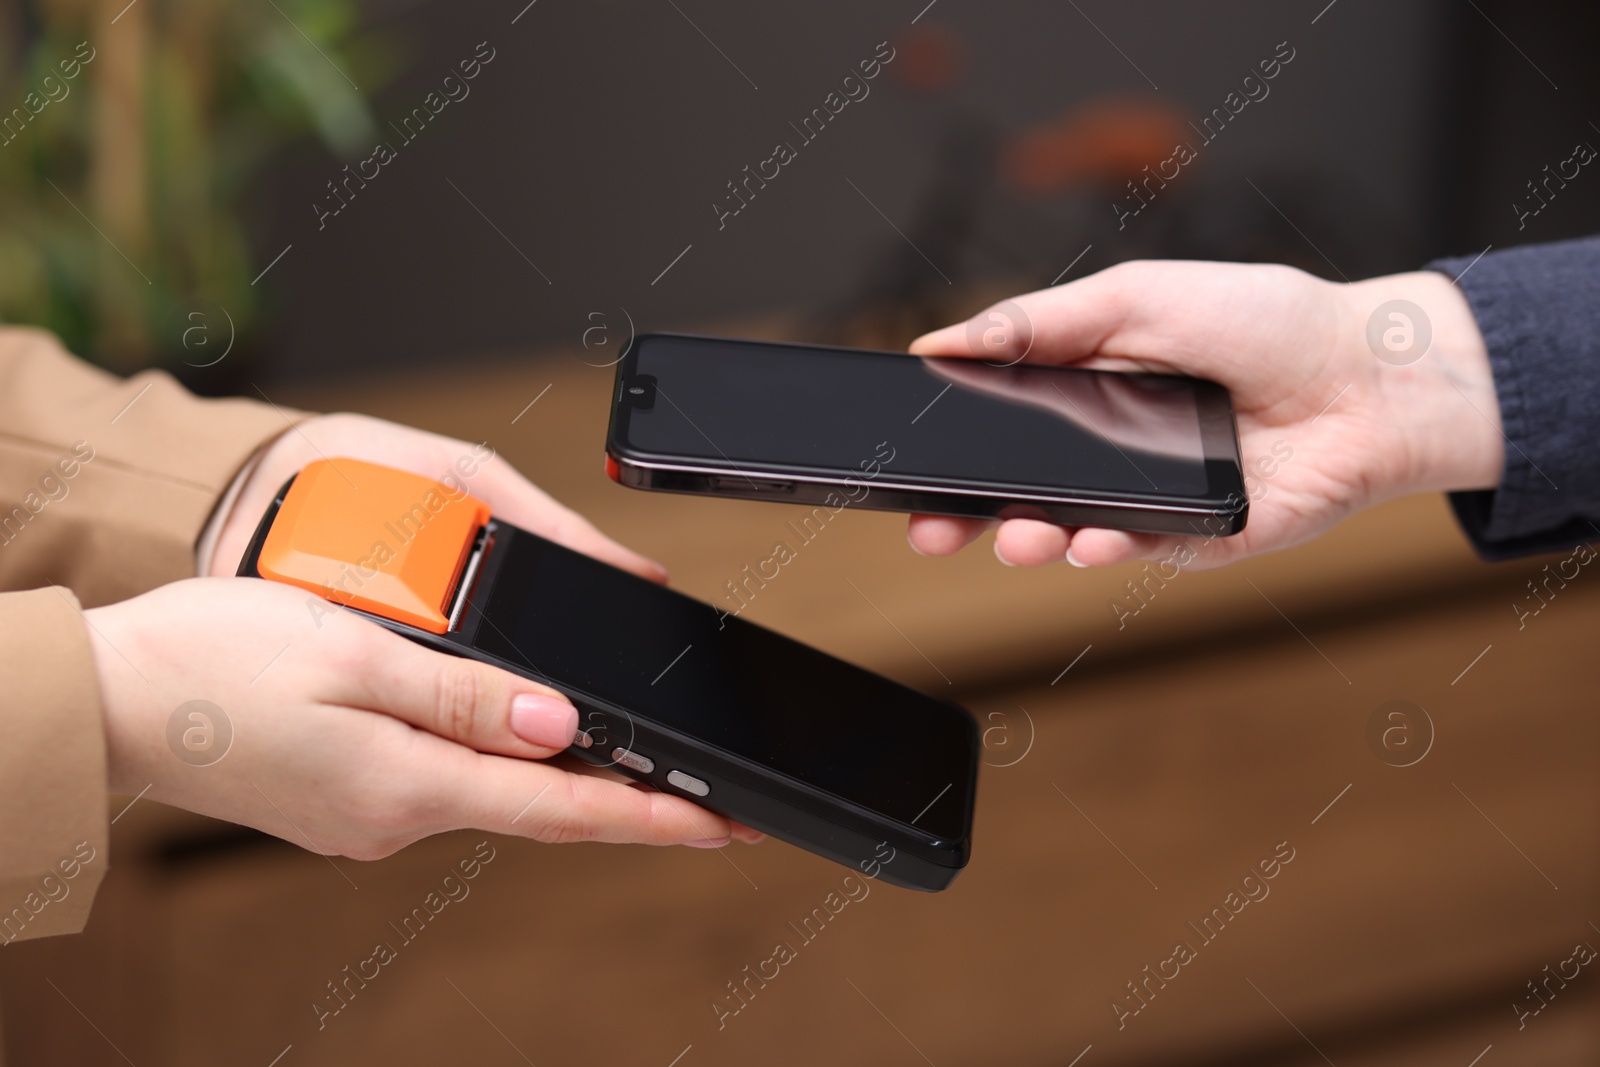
[618,334,1221,498]
[471,533,974,840]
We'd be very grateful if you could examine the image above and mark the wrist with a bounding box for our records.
[200,417,317,577]
[84,603,151,797]
[196,442,273,577]
[1344,270,1504,499]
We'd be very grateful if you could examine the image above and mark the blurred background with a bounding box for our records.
[3,1,1599,1064]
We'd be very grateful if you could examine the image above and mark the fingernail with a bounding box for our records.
[907,532,927,557]
[685,836,732,849]
[1065,546,1090,568]
[510,693,578,749]
[993,540,1016,567]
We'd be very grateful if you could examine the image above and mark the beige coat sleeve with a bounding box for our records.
[0,589,109,943]
[0,326,299,605]
[0,326,306,941]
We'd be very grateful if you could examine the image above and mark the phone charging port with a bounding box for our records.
[716,476,795,494]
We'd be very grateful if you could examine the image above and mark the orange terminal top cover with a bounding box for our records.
[257,458,492,633]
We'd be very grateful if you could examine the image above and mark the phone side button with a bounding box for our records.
[666,769,711,797]
[612,748,655,774]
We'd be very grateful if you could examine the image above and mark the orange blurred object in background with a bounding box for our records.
[1004,97,1193,195]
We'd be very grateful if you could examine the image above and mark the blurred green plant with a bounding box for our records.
[0,0,396,371]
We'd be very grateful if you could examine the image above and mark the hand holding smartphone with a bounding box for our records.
[605,333,1248,536]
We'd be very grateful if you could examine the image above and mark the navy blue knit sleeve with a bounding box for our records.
[1427,235,1600,561]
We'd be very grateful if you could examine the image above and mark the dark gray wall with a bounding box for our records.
[249,0,1598,382]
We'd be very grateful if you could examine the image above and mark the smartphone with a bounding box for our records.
[606,333,1247,536]
[238,458,978,891]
